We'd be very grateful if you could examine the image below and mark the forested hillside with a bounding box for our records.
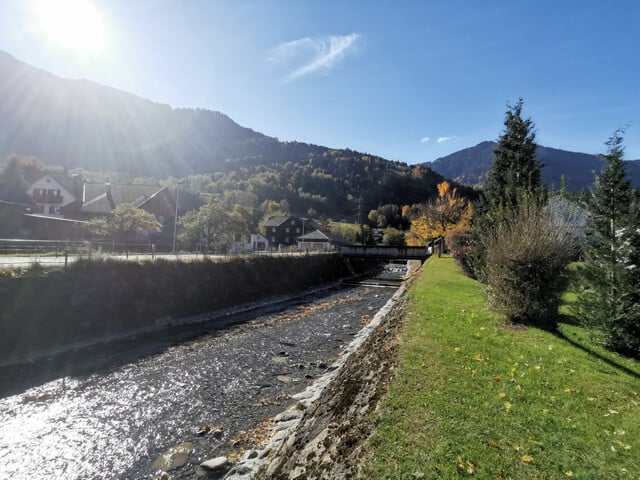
[176,154,476,219]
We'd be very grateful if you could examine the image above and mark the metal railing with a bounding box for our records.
[0,239,330,269]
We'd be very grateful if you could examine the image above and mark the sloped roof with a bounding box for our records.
[29,173,79,193]
[264,215,295,227]
[297,229,351,245]
[23,213,87,224]
[81,183,167,214]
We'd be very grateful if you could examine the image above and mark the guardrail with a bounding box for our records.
[0,239,331,269]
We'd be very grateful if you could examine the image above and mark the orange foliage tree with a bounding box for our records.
[408,181,473,245]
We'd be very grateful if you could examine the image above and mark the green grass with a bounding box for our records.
[363,256,639,479]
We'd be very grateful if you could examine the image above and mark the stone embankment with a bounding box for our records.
[213,262,419,479]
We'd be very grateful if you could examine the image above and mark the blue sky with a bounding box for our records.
[1,0,639,163]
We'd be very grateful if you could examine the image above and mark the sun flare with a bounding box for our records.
[33,0,107,52]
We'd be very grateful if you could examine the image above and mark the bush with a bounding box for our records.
[483,205,578,329]
[444,229,475,277]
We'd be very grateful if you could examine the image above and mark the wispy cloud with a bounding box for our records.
[268,33,361,81]
[437,136,457,144]
[421,137,430,143]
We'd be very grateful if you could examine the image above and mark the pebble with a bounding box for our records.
[151,442,193,471]
[200,456,229,471]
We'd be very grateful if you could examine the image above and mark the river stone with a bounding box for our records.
[277,375,293,383]
[151,442,193,471]
[200,456,229,471]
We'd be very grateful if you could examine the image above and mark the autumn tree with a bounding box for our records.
[86,203,162,242]
[409,180,473,245]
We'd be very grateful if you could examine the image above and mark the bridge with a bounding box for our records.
[339,245,431,261]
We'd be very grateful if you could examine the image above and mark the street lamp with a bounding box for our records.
[172,183,181,253]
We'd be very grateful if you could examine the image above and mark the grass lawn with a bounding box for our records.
[363,256,639,479]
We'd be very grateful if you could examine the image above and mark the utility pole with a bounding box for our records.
[356,195,363,225]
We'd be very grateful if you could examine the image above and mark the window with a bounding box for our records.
[285,227,289,233]
[272,227,276,233]
[296,228,301,233]
[285,237,289,242]
[271,236,275,242]
[291,220,296,225]
[48,205,60,214]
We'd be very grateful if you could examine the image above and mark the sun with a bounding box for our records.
[33,0,107,52]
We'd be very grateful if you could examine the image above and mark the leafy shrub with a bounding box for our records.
[483,205,578,330]
[444,229,475,277]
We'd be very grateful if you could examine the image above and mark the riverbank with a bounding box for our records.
[228,256,639,479]
[0,254,380,366]
[363,256,639,479]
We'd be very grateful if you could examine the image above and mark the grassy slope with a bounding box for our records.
[364,256,639,479]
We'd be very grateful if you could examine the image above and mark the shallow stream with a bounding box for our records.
[0,264,405,480]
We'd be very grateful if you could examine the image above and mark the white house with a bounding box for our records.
[26,174,76,217]
[230,233,270,253]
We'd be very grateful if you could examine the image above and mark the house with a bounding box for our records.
[297,229,352,252]
[263,215,314,249]
[25,174,77,217]
[230,233,270,253]
[67,182,176,225]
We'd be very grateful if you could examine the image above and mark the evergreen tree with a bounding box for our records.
[484,99,543,211]
[611,209,640,357]
[470,99,543,281]
[576,130,638,356]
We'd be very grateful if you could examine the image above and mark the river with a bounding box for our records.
[0,265,405,480]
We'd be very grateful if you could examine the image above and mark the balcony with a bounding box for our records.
[32,192,64,203]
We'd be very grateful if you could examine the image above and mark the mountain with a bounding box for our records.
[428,141,640,190]
[0,51,337,177]
[1,51,473,219]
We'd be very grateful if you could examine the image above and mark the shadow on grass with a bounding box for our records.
[555,314,640,380]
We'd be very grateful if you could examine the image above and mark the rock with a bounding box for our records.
[274,410,303,422]
[196,424,224,437]
[277,375,293,383]
[200,456,229,471]
[151,442,193,471]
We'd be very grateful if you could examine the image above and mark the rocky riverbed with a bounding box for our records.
[0,263,410,480]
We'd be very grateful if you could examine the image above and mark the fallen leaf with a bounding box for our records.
[521,454,533,463]
[564,471,574,477]
[503,401,512,412]
[498,392,506,399]
[613,440,631,450]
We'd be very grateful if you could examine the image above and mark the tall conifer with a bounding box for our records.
[576,130,638,356]
[484,99,542,211]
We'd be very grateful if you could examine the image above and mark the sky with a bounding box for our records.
[1,0,639,163]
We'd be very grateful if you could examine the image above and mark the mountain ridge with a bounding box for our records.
[427,141,640,190]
